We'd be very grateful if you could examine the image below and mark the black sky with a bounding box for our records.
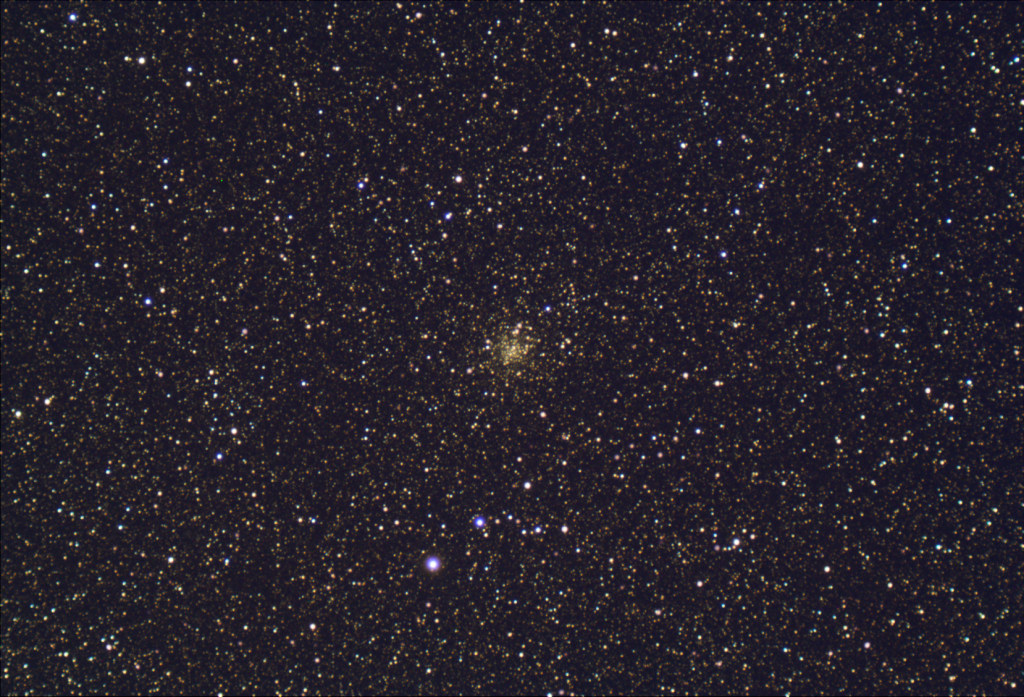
[2,3,1021,695]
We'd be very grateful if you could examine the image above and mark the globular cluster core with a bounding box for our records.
[2,3,1020,695]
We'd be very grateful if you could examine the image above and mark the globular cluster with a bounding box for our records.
[2,3,1021,695]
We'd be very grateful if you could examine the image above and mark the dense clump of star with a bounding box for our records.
[3,3,1021,695]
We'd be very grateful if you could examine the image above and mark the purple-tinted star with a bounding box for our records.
[425,556,441,572]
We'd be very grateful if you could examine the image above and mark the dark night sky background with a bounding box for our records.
[2,2,1021,695]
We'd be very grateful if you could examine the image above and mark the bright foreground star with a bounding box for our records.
[426,556,441,572]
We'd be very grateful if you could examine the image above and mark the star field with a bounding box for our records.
[2,3,1022,695]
